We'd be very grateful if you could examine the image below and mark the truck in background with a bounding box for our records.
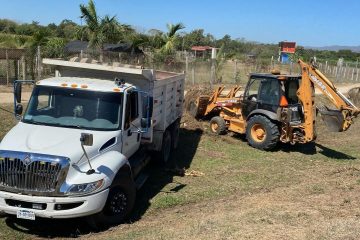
[0,58,185,227]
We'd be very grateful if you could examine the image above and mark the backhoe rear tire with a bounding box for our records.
[246,115,279,150]
[210,116,227,135]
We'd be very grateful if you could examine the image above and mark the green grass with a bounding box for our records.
[0,103,360,239]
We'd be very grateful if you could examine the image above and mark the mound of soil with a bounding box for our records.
[348,87,360,107]
[184,87,213,111]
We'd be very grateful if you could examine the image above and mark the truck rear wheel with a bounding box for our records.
[86,177,136,229]
[246,115,279,150]
[171,119,180,150]
[155,130,172,164]
[210,116,227,135]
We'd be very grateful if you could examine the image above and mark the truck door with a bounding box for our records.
[122,90,141,158]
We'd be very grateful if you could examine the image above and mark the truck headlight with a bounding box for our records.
[66,179,104,196]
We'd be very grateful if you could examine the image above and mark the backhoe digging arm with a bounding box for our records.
[297,59,360,136]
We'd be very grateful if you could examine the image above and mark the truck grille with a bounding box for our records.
[0,151,70,195]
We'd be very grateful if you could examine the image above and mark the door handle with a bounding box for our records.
[127,129,132,136]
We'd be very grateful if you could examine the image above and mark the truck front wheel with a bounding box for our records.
[246,115,279,150]
[86,177,136,229]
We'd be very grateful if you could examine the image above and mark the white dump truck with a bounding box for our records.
[0,58,185,227]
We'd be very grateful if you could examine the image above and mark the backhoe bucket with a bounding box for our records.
[319,108,344,132]
[188,96,210,118]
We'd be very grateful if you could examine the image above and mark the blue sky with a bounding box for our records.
[0,0,359,47]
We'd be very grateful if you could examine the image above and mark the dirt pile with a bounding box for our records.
[184,87,213,111]
[348,87,360,107]
[181,111,205,131]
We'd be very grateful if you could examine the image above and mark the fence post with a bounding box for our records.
[233,60,237,83]
[5,49,10,86]
[325,61,328,73]
[191,62,195,85]
[210,59,215,88]
[21,55,26,80]
[37,46,42,79]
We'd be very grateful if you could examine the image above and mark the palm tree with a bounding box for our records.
[160,23,185,54]
[79,0,120,61]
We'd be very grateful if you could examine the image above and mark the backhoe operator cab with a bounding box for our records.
[240,73,305,149]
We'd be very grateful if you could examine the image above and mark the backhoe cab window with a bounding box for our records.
[245,78,280,105]
[245,78,261,101]
[258,79,280,105]
[284,79,300,104]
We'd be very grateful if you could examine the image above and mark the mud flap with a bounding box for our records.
[319,107,344,132]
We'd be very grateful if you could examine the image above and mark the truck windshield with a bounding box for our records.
[23,86,123,131]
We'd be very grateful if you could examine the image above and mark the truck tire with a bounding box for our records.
[171,119,180,150]
[246,115,279,150]
[210,116,227,135]
[86,176,136,229]
[157,130,172,163]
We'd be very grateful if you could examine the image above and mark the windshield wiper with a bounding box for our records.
[22,119,42,125]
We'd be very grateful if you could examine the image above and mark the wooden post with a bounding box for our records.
[185,56,189,75]
[210,59,215,87]
[37,46,42,79]
[233,60,237,83]
[21,55,26,80]
[325,61,328,73]
[351,67,355,81]
[356,68,359,82]
[191,62,195,85]
[5,49,9,86]
[14,59,18,80]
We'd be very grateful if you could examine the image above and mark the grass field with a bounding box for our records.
[0,103,360,239]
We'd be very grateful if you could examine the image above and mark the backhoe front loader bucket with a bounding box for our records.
[188,96,210,118]
[319,107,344,132]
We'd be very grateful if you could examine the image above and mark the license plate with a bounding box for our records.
[17,209,35,220]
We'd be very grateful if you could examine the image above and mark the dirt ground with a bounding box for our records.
[1,83,360,239]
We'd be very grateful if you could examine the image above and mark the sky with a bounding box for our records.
[0,0,359,47]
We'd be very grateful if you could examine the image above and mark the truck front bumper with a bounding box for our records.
[0,189,109,219]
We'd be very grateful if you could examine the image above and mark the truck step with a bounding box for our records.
[135,173,149,190]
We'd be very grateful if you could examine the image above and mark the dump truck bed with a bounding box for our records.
[42,58,185,134]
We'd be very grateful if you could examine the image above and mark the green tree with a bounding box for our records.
[160,23,185,54]
[79,0,122,60]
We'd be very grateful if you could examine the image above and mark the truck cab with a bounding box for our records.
[0,59,185,227]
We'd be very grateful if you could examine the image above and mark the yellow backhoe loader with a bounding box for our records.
[188,59,360,150]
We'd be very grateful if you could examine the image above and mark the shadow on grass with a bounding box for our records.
[3,128,203,238]
[278,142,356,160]
[130,128,202,221]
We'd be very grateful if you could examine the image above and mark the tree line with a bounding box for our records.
[0,0,359,63]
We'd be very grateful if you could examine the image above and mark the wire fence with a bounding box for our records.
[0,47,359,88]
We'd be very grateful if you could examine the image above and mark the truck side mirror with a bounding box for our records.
[14,82,22,103]
[80,133,93,146]
[15,104,23,115]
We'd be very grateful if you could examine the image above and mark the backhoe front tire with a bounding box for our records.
[210,116,227,135]
[246,115,279,150]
